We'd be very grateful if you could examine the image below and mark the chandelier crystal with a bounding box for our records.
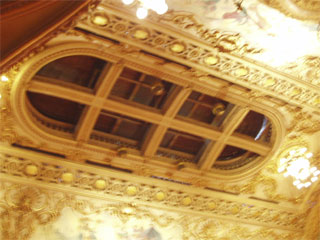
[278,147,320,189]
[122,0,168,19]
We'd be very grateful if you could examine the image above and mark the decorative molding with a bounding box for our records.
[260,0,320,20]
[0,146,306,231]
[76,6,320,112]
[282,56,320,85]
[10,41,285,182]
[0,181,304,240]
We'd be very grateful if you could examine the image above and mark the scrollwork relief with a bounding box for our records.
[0,153,306,229]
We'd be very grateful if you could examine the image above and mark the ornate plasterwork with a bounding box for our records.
[282,56,320,85]
[0,181,304,240]
[0,148,306,231]
[260,0,320,20]
[76,6,320,111]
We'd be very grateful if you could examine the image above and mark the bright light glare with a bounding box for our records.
[293,180,300,186]
[122,0,134,5]
[297,183,304,189]
[156,3,168,14]
[304,182,311,188]
[96,225,117,240]
[306,152,313,158]
[311,177,318,182]
[136,7,148,19]
[1,75,8,82]
[310,167,317,173]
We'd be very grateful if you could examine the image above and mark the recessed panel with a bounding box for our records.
[158,128,210,163]
[177,90,234,127]
[235,111,271,142]
[36,55,107,89]
[109,67,176,110]
[93,110,151,148]
[27,92,84,126]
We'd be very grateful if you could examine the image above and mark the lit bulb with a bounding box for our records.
[314,170,320,176]
[304,182,311,188]
[298,169,310,180]
[156,3,168,14]
[293,180,300,186]
[278,166,285,173]
[136,7,148,19]
[300,147,307,154]
[306,152,313,158]
[289,150,296,156]
[310,167,317,173]
[297,183,304,189]
[311,176,318,182]
[122,0,134,5]
[1,75,8,82]
[280,158,287,164]
[283,172,289,177]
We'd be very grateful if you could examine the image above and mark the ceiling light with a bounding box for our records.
[151,82,165,96]
[212,103,226,116]
[1,75,9,82]
[136,7,148,19]
[278,147,319,189]
[124,0,168,19]
[122,0,134,5]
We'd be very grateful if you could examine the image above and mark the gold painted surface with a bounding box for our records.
[0,150,306,229]
[0,181,305,240]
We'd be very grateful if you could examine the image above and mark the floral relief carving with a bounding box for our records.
[0,153,306,230]
[0,181,303,240]
[76,7,320,111]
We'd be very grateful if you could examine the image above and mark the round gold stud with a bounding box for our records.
[231,206,240,214]
[133,29,149,40]
[208,202,216,209]
[313,97,320,105]
[95,179,107,190]
[62,172,74,183]
[25,164,38,176]
[204,56,219,65]
[126,186,137,196]
[290,88,301,96]
[155,191,165,201]
[235,68,248,77]
[170,43,185,53]
[263,78,276,87]
[92,14,109,26]
[182,196,192,206]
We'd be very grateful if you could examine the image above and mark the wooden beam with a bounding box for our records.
[199,107,249,170]
[28,80,95,104]
[141,87,192,157]
[75,63,124,141]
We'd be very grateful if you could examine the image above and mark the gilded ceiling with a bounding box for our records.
[168,0,320,67]
[0,0,320,239]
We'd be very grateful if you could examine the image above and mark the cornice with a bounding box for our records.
[0,144,306,232]
[75,4,320,113]
[0,180,304,240]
